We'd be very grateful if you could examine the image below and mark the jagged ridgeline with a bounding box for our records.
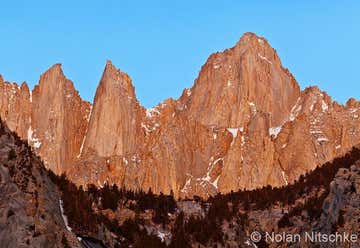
[2,33,360,199]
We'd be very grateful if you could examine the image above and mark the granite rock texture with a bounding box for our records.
[1,33,360,198]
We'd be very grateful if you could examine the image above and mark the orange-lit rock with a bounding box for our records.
[1,32,360,198]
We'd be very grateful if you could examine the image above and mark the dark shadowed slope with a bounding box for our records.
[0,119,81,247]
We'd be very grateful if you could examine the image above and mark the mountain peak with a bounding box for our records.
[104,59,117,72]
[346,97,358,108]
[235,32,270,50]
[47,63,63,73]
[186,32,300,127]
[80,61,140,158]
[20,81,30,92]
[239,32,263,41]
[1,33,360,201]
[39,63,67,86]
[100,60,135,98]
[202,32,280,77]
[103,60,122,80]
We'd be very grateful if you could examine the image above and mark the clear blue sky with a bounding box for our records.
[0,1,359,107]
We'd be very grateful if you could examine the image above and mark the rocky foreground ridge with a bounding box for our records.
[1,32,360,198]
[0,119,81,247]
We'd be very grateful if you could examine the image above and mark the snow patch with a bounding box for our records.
[77,135,86,158]
[248,102,257,113]
[241,135,245,147]
[131,154,141,164]
[77,106,92,158]
[213,175,220,189]
[335,145,341,149]
[157,230,170,243]
[309,100,317,112]
[27,126,41,149]
[227,128,238,139]
[321,100,328,112]
[59,199,72,232]
[146,108,160,118]
[197,157,223,190]
[227,128,239,145]
[317,137,329,142]
[269,126,282,138]
[186,89,192,97]
[141,122,160,133]
[86,105,92,121]
[281,171,288,185]
[157,231,166,242]
[180,178,191,193]
[123,157,128,165]
[141,123,152,133]
[257,53,272,64]
[310,130,323,134]
[289,98,302,121]
[213,157,223,165]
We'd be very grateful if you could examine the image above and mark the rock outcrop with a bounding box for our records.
[31,64,91,174]
[317,163,360,238]
[0,65,90,175]
[0,119,81,247]
[81,61,142,158]
[1,32,360,198]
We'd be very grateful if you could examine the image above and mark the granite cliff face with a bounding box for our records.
[1,32,360,198]
[0,65,90,175]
